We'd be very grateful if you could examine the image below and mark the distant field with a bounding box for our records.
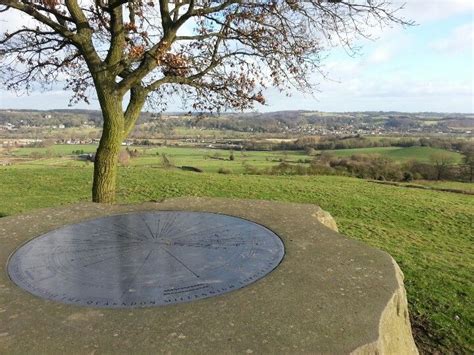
[326,146,401,156]
[136,146,307,173]
[4,145,309,173]
[6,144,98,156]
[3,144,465,173]
[0,163,472,353]
[327,146,464,163]
[411,180,474,192]
[172,127,253,138]
[385,146,463,163]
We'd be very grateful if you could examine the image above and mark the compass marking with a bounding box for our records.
[81,244,144,267]
[139,214,157,239]
[160,247,200,278]
[120,249,154,299]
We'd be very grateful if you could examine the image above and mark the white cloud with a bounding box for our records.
[430,23,474,54]
[262,62,473,113]
[399,0,474,24]
[351,77,472,98]
[0,9,37,33]
[367,46,393,64]
[316,60,473,99]
[0,89,94,110]
[262,74,474,113]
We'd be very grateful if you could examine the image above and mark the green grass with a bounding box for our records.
[3,144,464,170]
[385,146,463,163]
[130,146,463,173]
[7,144,98,156]
[128,146,308,173]
[3,145,311,174]
[327,146,401,156]
[327,146,464,163]
[404,180,474,192]
[0,164,472,353]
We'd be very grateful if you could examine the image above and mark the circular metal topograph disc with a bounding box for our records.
[7,211,284,308]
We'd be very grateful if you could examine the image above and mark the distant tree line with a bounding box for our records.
[280,136,471,151]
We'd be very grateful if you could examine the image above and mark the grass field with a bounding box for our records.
[135,146,309,173]
[412,180,473,192]
[327,146,464,163]
[0,160,472,354]
[3,144,465,174]
[4,145,310,173]
[5,144,98,156]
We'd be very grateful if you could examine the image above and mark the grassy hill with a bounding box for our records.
[0,163,472,353]
[327,146,464,163]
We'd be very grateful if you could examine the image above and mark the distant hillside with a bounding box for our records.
[0,109,472,135]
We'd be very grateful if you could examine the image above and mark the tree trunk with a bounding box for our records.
[92,97,124,203]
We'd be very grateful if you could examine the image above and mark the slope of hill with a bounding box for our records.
[327,146,464,163]
[0,164,472,353]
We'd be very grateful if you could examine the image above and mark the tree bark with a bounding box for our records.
[92,91,124,203]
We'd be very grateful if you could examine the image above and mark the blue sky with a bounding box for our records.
[0,1,473,113]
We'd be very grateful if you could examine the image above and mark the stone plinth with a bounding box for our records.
[0,198,417,354]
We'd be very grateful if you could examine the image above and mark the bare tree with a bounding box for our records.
[430,152,454,181]
[460,143,474,183]
[0,0,411,202]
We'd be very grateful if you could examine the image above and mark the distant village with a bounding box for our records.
[0,109,472,149]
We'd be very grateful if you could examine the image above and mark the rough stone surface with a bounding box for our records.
[0,197,417,354]
[351,259,418,355]
[311,209,339,232]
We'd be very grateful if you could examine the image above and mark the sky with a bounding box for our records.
[0,1,473,113]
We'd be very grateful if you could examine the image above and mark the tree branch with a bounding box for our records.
[123,85,147,136]
[0,0,78,41]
